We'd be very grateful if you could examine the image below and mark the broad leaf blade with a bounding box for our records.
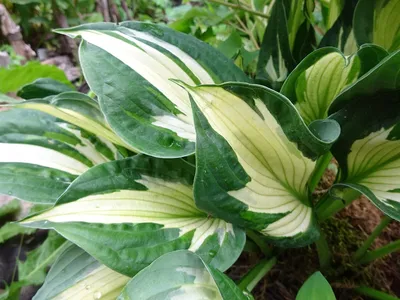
[21,155,245,276]
[17,78,74,99]
[319,0,358,55]
[330,77,400,220]
[0,163,76,203]
[117,250,247,300]
[354,0,400,52]
[56,22,249,158]
[256,0,294,89]
[182,82,339,247]
[296,271,336,300]
[0,108,117,203]
[0,62,72,94]
[329,49,400,113]
[281,45,389,124]
[33,244,129,300]
[16,91,130,149]
[0,108,117,174]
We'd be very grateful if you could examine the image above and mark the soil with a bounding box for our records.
[227,161,400,300]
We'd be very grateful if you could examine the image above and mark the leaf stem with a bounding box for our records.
[308,152,333,193]
[237,257,277,292]
[207,0,271,18]
[353,216,392,262]
[354,286,399,300]
[316,188,360,221]
[246,230,273,257]
[315,231,332,269]
[358,239,400,265]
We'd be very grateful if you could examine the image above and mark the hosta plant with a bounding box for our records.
[1,0,400,299]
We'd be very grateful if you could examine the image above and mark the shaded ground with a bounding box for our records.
[228,162,400,300]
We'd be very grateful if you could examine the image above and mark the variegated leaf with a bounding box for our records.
[257,0,315,90]
[330,60,400,220]
[180,82,340,247]
[329,49,400,113]
[354,0,400,52]
[118,250,247,300]
[55,22,250,158]
[320,0,344,30]
[319,0,358,55]
[281,45,389,124]
[34,244,129,300]
[16,91,132,150]
[0,108,118,203]
[21,155,245,276]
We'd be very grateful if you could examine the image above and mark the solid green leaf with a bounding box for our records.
[18,231,69,285]
[181,82,340,247]
[21,155,246,276]
[354,0,400,52]
[281,45,388,124]
[118,250,247,300]
[217,31,242,58]
[0,62,72,94]
[0,222,35,243]
[0,199,20,218]
[17,78,74,99]
[296,271,336,300]
[33,244,129,300]
[55,22,250,158]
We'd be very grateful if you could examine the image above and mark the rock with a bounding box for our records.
[42,55,81,82]
[0,51,10,67]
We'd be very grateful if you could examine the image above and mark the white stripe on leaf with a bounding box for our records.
[0,143,89,175]
[23,175,234,251]
[189,86,315,237]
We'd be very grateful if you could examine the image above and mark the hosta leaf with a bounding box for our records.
[17,78,74,99]
[0,108,117,174]
[256,0,294,89]
[354,0,400,52]
[257,0,315,89]
[33,244,129,300]
[16,92,130,149]
[320,0,344,30]
[319,0,358,55]
[21,155,245,276]
[0,163,76,203]
[0,108,117,203]
[118,250,247,300]
[55,22,249,158]
[281,45,388,124]
[330,79,400,220]
[329,49,400,113]
[296,271,336,300]
[181,82,340,247]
